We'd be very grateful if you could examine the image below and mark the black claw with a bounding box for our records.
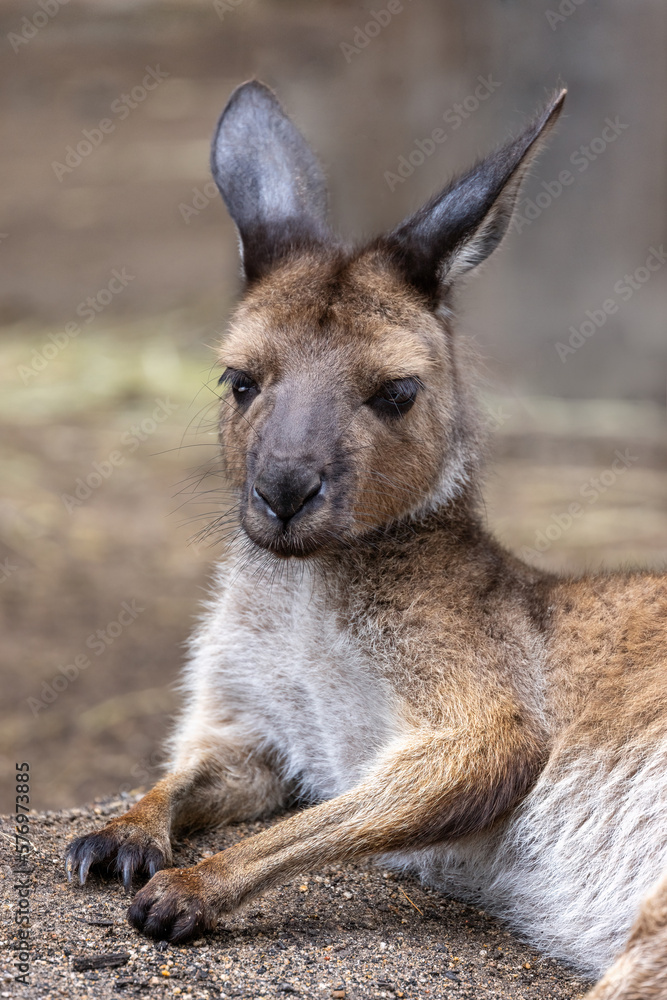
[127,879,211,944]
[117,844,143,890]
[122,856,133,892]
[65,846,76,883]
[64,826,168,889]
[79,854,93,885]
[65,831,111,886]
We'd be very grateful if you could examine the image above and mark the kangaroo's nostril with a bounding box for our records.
[303,477,323,505]
[253,472,324,523]
[253,485,279,518]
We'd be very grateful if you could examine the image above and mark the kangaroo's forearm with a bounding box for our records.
[125,716,545,936]
[191,720,546,906]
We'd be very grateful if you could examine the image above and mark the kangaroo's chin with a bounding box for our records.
[242,522,333,559]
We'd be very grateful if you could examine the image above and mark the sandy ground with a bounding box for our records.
[1,795,592,1000]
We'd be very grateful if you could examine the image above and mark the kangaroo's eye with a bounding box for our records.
[218,368,259,405]
[368,377,421,418]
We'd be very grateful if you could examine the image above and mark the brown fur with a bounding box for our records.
[65,83,667,998]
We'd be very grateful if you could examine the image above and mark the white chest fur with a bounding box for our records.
[176,557,403,802]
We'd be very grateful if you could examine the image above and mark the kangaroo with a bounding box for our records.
[66,81,667,999]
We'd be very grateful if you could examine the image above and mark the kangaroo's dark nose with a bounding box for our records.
[253,468,323,523]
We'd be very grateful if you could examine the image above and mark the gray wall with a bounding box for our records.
[1,0,665,400]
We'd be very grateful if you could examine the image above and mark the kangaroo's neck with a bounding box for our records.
[314,495,552,604]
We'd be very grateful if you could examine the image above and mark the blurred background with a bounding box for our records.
[1,0,665,810]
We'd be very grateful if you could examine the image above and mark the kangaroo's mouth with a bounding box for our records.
[241,497,337,557]
[243,523,331,558]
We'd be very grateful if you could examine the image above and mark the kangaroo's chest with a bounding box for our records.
[209,570,404,800]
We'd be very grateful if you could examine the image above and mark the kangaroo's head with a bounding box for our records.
[211,82,565,557]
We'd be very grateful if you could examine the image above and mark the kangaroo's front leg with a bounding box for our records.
[128,711,545,942]
[66,739,287,890]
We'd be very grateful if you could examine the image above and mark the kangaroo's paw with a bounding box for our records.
[127,867,222,943]
[66,820,171,890]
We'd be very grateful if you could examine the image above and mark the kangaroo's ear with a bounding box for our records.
[383,89,566,304]
[211,80,329,283]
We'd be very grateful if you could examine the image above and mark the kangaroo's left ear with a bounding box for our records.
[383,89,566,304]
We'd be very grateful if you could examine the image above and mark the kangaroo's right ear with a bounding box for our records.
[211,81,330,283]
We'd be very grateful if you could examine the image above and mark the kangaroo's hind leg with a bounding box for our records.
[66,732,288,890]
[587,871,667,999]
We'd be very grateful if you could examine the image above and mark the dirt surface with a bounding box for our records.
[1,795,592,1000]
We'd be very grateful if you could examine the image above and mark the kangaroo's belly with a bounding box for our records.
[392,737,667,977]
